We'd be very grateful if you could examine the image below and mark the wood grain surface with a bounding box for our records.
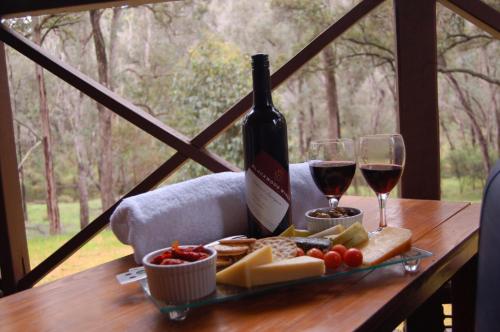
[0,197,478,332]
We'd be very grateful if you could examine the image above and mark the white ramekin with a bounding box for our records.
[142,246,216,304]
[305,207,363,234]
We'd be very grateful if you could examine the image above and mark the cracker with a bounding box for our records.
[249,237,297,261]
[213,244,249,256]
[216,256,233,268]
[219,238,256,245]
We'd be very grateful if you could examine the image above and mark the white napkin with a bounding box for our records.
[111,162,327,263]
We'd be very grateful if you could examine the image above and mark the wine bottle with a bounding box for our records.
[243,53,292,238]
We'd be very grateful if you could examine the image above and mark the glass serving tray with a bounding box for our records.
[140,247,432,321]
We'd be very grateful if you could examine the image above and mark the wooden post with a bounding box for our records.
[0,43,30,295]
[394,0,440,200]
[394,1,442,329]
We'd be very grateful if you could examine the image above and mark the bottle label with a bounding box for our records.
[245,152,291,233]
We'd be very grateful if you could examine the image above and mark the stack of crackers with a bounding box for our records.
[213,236,299,270]
[213,238,256,269]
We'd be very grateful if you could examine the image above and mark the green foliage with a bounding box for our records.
[171,34,251,177]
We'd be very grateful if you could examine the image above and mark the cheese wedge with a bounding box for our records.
[308,224,345,238]
[279,225,311,237]
[327,222,368,248]
[216,246,272,288]
[250,256,325,287]
[358,227,412,266]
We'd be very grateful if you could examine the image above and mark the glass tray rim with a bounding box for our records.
[140,246,432,314]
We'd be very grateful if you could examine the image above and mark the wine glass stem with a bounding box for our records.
[377,193,389,230]
[328,197,339,209]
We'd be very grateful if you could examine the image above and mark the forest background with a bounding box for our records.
[3,0,499,283]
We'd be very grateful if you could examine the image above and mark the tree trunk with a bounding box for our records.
[371,73,384,133]
[7,51,28,223]
[90,10,114,211]
[441,119,462,179]
[108,7,122,91]
[297,77,306,159]
[322,45,340,139]
[482,48,500,156]
[33,17,61,234]
[73,93,90,229]
[76,146,90,229]
[144,7,151,69]
[307,101,316,149]
[382,74,399,132]
[447,73,491,174]
[494,95,500,156]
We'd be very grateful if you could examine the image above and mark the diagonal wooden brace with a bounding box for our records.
[0,24,238,173]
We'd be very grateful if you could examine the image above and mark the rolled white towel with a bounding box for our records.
[111,162,327,263]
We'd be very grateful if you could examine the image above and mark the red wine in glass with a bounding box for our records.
[358,134,406,230]
[308,139,356,209]
[360,164,403,194]
[310,161,356,198]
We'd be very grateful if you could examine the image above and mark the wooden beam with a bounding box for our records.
[0,24,238,174]
[0,0,166,19]
[438,0,500,39]
[0,43,30,295]
[394,0,440,200]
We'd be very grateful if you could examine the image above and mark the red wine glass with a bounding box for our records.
[308,139,356,210]
[358,134,406,230]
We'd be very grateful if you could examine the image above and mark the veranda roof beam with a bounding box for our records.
[0,0,166,19]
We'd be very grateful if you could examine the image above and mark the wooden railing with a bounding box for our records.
[0,0,498,296]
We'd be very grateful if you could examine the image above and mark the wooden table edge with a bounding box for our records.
[356,203,480,331]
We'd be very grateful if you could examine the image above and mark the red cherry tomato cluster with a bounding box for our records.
[150,243,209,265]
[300,244,363,269]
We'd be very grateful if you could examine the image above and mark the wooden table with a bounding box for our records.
[0,197,480,331]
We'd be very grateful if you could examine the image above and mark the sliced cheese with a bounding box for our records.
[308,224,345,238]
[216,245,272,288]
[279,225,311,237]
[279,225,295,237]
[327,222,368,248]
[358,227,412,266]
[294,229,312,237]
[250,256,325,287]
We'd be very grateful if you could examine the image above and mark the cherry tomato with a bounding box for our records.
[331,244,347,258]
[324,251,342,270]
[296,248,305,257]
[343,248,363,267]
[307,248,324,259]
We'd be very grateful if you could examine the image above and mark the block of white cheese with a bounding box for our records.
[358,227,412,266]
[216,246,272,288]
[250,256,325,287]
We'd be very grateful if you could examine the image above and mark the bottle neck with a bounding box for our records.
[252,65,273,109]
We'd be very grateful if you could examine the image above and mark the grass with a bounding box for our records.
[24,176,483,285]
[26,199,132,285]
[440,177,483,203]
[28,231,133,285]
[26,199,102,236]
